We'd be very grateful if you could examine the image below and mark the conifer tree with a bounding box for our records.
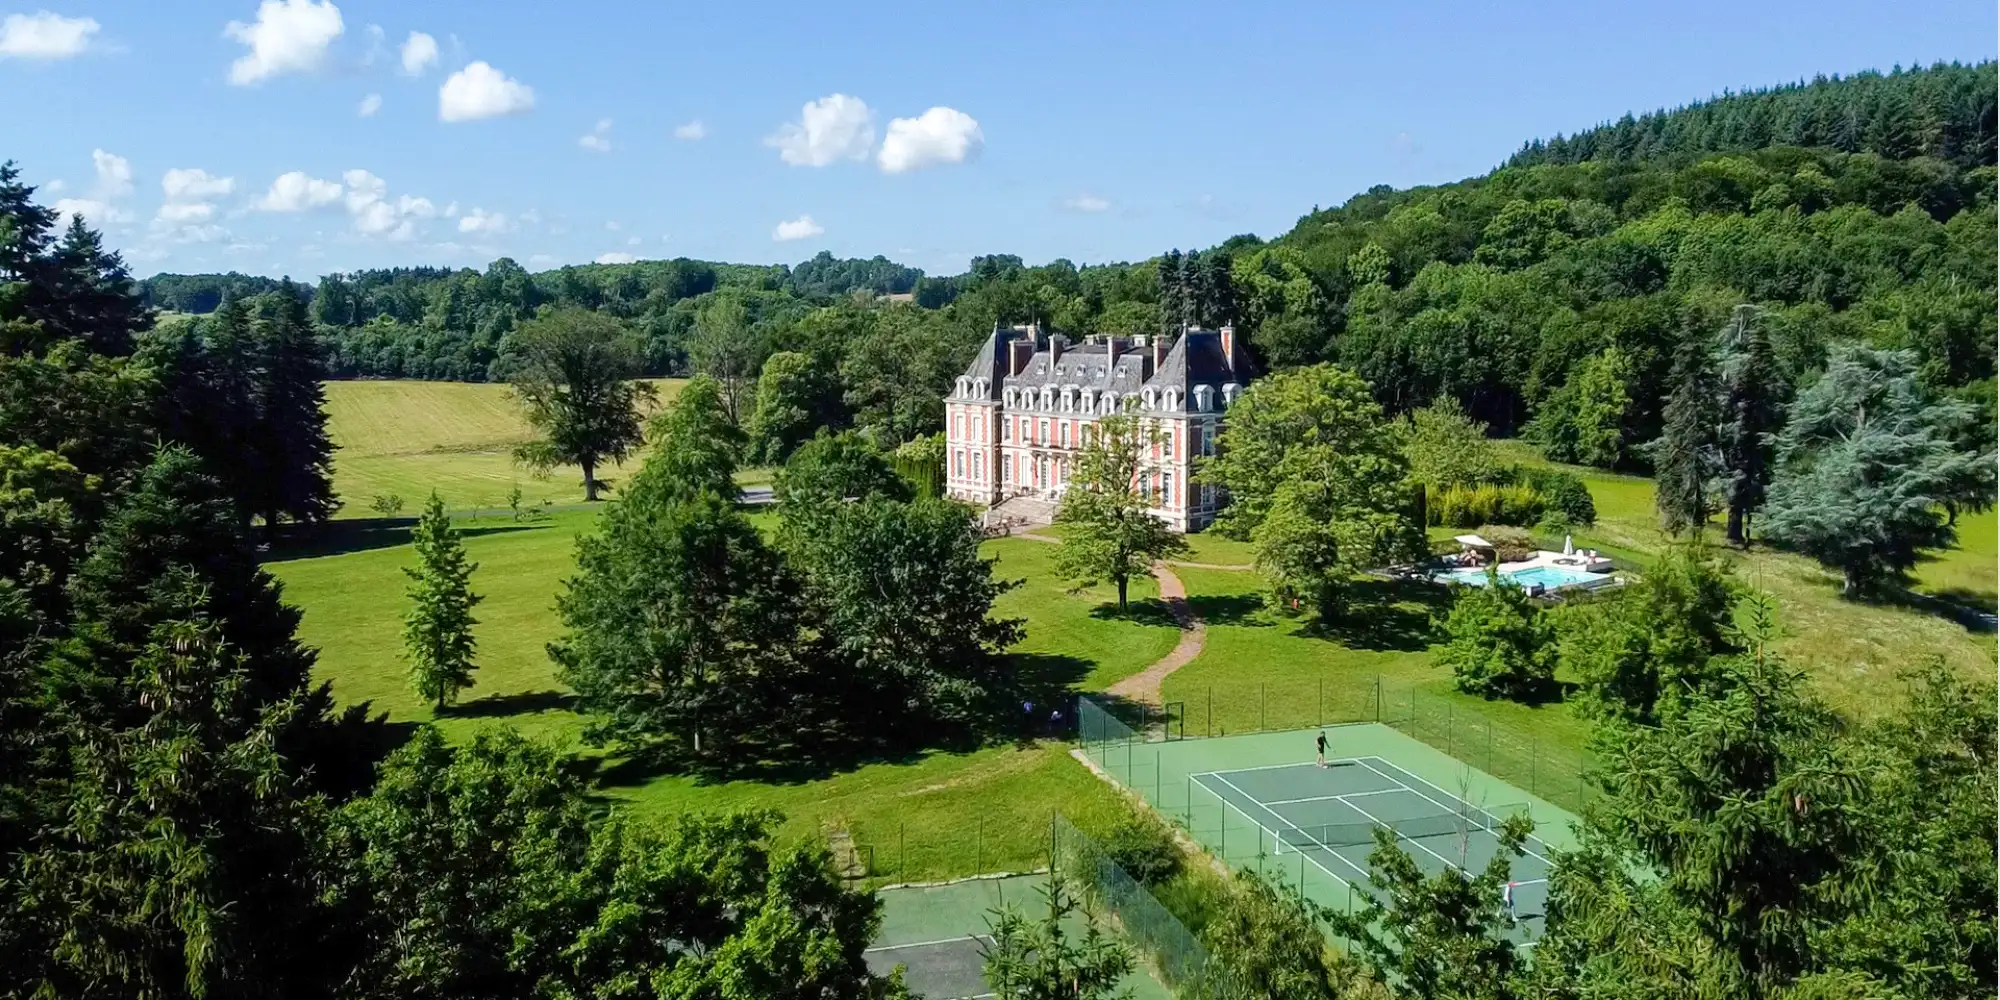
[1716,305,1781,546]
[403,492,481,712]
[1651,337,1723,536]
[252,282,338,530]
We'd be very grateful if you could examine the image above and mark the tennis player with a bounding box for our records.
[1315,730,1328,768]
[1503,881,1517,922]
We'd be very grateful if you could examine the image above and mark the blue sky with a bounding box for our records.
[3,0,1992,280]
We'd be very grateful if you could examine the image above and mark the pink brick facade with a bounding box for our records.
[942,324,1254,533]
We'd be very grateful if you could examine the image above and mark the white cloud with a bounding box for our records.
[878,106,983,173]
[398,30,436,75]
[457,207,509,233]
[519,209,541,225]
[766,94,874,167]
[0,11,100,59]
[626,235,641,246]
[395,194,437,217]
[41,179,64,194]
[578,118,612,153]
[162,168,234,202]
[224,0,344,85]
[772,215,823,242]
[340,168,385,211]
[53,198,130,226]
[604,220,620,232]
[594,251,636,265]
[156,202,216,224]
[673,119,707,141]
[351,200,408,239]
[442,201,459,217]
[359,23,383,66]
[357,92,382,117]
[92,149,132,197]
[256,170,342,211]
[439,61,534,122]
[1062,194,1111,213]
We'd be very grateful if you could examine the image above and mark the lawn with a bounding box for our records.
[322,379,684,516]
[1491,440,1994,719]
[268,508,1173,885]
[1155,566,1599,812]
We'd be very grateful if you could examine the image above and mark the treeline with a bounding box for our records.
[1510,60,1997,170]
[3,165,910,997]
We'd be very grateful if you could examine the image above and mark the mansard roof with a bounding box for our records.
[1142,327,1257,397]
[1006,337,1151,395]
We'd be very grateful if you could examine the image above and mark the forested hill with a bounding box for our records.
[1508,61,1996,169]
[139,60,1994,463]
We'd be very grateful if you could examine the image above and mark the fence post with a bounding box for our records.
[1260,683,1266,731]
[1530,738,1538,795]
[977,817,984,875]
[1446,702,1454,757]
[1155,751,1161,806]
[1374,674,1381,723]
[1186,774,1192,826]
[1318,675,1324,726]
[1487,724,1494,773]
[1207,687,1213,739]
[900,822,906,878]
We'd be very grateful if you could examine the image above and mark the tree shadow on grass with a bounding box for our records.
[1872,585,1998,634]
[1184,593,1269,627]
[1087,598,1179,630]
[1304,579,1449,652]
[263,517,550,562]
[449,689,577,718]
[584,654,1097,791]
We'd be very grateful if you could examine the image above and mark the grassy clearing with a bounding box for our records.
[270,506,1170,883]
[1490,440,1993,719]
[322,379,684,516]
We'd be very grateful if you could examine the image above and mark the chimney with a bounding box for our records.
[1048,334,1064,367]
[1107,335,1122,367]
[1152,332,1171,370]
[1008,337,1033,376]
[1220,325,1236,370]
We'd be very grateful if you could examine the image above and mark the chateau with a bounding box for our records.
[943,323,1257,533]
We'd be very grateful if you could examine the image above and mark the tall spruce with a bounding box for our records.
[1651,336,1723,536]
[402,492,481,712]
[1715,305,1781,546]
[252,282,338,530]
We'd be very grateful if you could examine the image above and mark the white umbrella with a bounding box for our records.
[1563,534,1574,556]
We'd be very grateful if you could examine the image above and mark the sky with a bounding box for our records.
[2,0,1993,281]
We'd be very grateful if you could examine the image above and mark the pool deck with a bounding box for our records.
[1434,550,1620,592]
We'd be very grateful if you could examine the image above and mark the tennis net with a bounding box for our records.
[1274,803,1531,849]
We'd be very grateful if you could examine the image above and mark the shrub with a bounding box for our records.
[1428,483,1545,528]
[1519,468,1597,526]
[1436,574,1556,702]
[370,493,405,516]
[1101,814,1181,887]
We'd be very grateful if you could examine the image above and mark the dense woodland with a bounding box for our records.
[3,59,1996,999]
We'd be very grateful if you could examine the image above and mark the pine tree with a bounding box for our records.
[1651,337,1723,536]
[1716,306,1781,546]
[1156,249,1187,336]
[45,215,150,356]
[253,282,338,530]
[403,492,481,712]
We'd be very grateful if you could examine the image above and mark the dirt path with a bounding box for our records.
[1104,562,1205,708]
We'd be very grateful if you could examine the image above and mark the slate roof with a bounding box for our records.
[1142,328,1257,397]
[957,323,1255,406]
[1005,337,1151,395]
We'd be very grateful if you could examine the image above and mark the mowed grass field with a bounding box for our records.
[269,517,1160,884]
[1489,441,1995,719]
[322,379,684,516]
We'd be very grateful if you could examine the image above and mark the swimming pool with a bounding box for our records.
[1439,563,1608,591]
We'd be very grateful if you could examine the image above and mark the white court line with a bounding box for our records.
[1357,757,1558,867]
[1266,787,1406,806]
[1197,760,1333,776]
[864,934,991,953]
[1204,772,1373,884]
[1333,790,1462,871]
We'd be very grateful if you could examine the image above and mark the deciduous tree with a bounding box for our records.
[1053,414,1188,609]
[507,307,654,502]
[1436,572,1554,702]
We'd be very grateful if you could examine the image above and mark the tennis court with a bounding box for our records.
[868,875,1171,1000]
[1077,718,1578,944]
[1193,755,1553,935]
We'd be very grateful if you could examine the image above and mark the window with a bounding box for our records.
[1163,427,1174,459]
[1202,484,1215,507]
[954,413,964,441]
[1003,457,1013,484]
[1202,421,1217,456]
[1040,419,1050,445]
[1163,472,1174,506]
[1060,423,1069,448]
[954,451,964,478]
[1002,417,1012,442]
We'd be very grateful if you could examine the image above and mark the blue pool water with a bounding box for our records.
[1440,563,1606,591]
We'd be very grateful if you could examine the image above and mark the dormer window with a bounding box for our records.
[1194,386,1213,412]
[1142,388,1157,410]
[956,377,971,397]
[1222,383,1241,408]
[1103,391,1118,413]
[1040,387,1054,409]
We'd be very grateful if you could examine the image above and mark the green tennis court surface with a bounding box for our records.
[870,875,1171,1000]
[1082,721,1579,944]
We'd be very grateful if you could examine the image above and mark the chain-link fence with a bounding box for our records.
[1080,683,1599,816]
[1052,812,1232,999]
